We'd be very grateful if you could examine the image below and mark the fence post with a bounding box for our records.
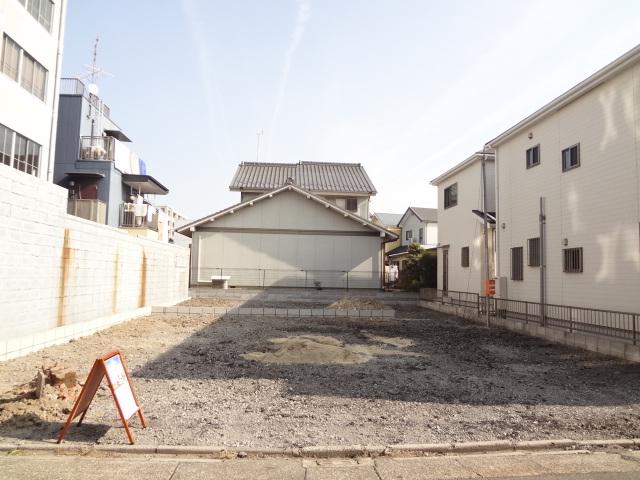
[568,306,573,333]
[525,302,528,324]
[346,271,349,290]
[633,314,637,345]
[262,269,265,289]
[477,294,480,315]
[304,270,308,289]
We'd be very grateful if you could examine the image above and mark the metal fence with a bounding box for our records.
[420,288,638,345]
[194,267,381,289]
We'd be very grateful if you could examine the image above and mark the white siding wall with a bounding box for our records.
[436,160,495,293]
[496,63,640,313]
[399,212,437,248]
[191,190,383,288]
[0,0,66,181]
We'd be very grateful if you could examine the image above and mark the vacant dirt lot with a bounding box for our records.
[1,303,639,447]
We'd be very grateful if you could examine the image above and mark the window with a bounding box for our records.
[418,228,424,244]
[526,145,540,168]
[563,247,583,273]
[345,197,357,212]
[444,183,457,208]
[1,35,47,100]
[1,35,20,81]
[0,124,13,166]
[23,0,54,31]
[11,133,40,176]
[511,247,523,281]
[528,237,541,266]
[461,247,469,267]
[562,144,580,171]
[406,230,413,241]
[20,53,47,100]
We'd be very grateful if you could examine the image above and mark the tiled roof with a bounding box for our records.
[229,161,377,194]
[374,212,403,226]
[410,207,438,222]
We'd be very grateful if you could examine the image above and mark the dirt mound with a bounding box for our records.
[329,297,385,310]
[178,297,239,307]
[242,334,422,365]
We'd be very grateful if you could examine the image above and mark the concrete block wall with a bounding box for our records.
[0,164,189,360]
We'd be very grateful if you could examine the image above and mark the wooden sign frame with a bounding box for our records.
[57,350,146,444]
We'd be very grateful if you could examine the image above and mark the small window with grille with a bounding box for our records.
[528,237,540,266]
[563,247,583,273]
[461,247,469,267]
[511,247,523,281]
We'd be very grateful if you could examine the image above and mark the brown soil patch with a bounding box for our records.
[242,335,421,365]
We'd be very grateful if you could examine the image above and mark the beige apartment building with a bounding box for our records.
[487,44,640,313]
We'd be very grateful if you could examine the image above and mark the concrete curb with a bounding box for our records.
[2,438,639,458]
[152,306,396,319]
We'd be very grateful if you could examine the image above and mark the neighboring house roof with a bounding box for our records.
[373,212,403,226]
[386,245,409,257]
[430,151,495,186]
[486,43,640,148]
[229,161,377,194]
[398,206,438,226]
[176,184,397,240]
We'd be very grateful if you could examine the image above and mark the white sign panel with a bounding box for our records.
[104,354,139,420]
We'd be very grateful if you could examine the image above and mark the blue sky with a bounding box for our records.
[61,0,640,219]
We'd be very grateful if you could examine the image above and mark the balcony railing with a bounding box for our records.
[67,199,107,223]
[79,136,115,161]
[119,203,158,231]
[60,78,111,118]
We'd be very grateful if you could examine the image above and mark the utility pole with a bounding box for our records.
[481,153,490,327]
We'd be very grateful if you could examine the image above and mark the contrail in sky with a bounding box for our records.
[266,0,311,162]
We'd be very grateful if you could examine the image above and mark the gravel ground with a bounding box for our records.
[1,304,639,447]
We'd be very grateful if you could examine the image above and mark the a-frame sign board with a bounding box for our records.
[58,350,146,444]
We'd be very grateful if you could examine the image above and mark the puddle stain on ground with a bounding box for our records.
[242,334,423,365]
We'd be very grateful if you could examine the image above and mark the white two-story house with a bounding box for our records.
[487,44,640,313]
[387,207,438,269]
[178,161,397,288]
[431,152,496,294]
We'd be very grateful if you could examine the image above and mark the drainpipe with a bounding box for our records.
[481,152,490,327]
[46,0,67,182]
[539,197,546,325]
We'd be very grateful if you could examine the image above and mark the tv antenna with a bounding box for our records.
[256,129,264,162]
[76,36,114,94]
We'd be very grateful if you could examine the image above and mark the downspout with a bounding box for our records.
[46,0,67,182]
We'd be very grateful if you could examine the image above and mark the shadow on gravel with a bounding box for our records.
[133,299,640,407]
[0,415,110,442]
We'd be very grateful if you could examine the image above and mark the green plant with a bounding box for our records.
[399,244,437,291]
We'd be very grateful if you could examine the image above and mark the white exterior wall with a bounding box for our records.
[399,211,438,249]
[436,160,495,293]
[0,164,190,360]
[191,190,383,288]
[0,0,66,181]
[495,63,640,313]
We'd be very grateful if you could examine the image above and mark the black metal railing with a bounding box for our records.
[194,267,382,290]
[420,288,638,345]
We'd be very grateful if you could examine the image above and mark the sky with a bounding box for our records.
[61,0,640,220]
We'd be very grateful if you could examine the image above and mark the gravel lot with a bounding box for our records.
[1,303,639,447]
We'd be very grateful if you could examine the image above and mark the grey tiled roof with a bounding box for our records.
[410,207,438,222]
[374,212,403,226]
[229,161,377,194]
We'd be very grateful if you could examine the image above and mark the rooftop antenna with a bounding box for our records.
[255,129,264,162]
[75,36,113,139]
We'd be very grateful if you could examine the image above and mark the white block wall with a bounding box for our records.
[0,164,190,360]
